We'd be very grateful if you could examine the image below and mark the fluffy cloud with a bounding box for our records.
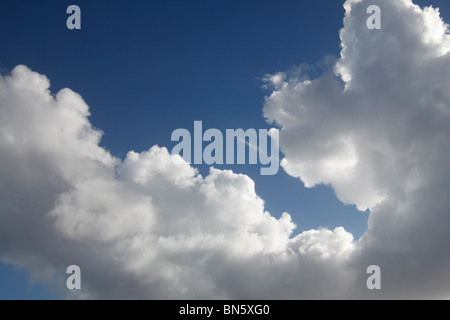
[264,0,450,298]
[1,0,450,299]
[0,65,352,299]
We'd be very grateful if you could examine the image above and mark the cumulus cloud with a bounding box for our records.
[0,65,354,299]
[1,0,450,299]
[264,0,450,298]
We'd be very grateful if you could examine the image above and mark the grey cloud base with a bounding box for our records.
[0,0,449,299]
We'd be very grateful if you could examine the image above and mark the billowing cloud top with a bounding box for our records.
[263,0,450,298]
[0,0,450,299]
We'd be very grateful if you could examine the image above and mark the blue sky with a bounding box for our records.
[1,0,450,299]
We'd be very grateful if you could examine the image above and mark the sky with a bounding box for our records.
[0,0,449,299]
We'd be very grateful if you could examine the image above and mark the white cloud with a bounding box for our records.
[0,63,358,299]
[264,0,450,298]
[0,64,306,298]
[1,0,450,299]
